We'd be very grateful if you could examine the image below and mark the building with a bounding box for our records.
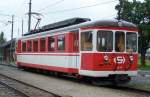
[0,38,16,64]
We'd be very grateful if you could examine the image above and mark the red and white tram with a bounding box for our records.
[16,18,138,84]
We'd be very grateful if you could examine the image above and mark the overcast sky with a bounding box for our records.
[0,0,143,40]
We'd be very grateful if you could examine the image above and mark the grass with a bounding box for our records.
[139,65,150,71]
[138,56,150,71]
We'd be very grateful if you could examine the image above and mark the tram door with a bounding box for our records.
[74,32,80,69]
[67,31,79,70]
[79,31,94,72]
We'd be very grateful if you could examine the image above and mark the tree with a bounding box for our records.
[0,32,6,45]
[115,0,150,66]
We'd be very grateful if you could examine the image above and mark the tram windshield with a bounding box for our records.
[115,31,125,52]
[126,32,137,52]
[81,30,137,53]
[97,30,113,52]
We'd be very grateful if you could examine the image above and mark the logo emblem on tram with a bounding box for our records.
[114,56,125,64]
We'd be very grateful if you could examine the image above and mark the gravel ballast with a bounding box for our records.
[0,64,149,97]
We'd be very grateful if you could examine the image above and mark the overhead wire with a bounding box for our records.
[13,0,27,15]
[0,0,118,39]
[0,13,11,17]
[0,0,26,19]
[37,0,65,12]
[43,0,117,15]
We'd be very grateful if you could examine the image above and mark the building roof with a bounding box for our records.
[0,38,16,48]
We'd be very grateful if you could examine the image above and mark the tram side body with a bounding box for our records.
[15,20,138,84]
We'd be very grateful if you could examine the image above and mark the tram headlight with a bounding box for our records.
[128,55,134,65]
[129,55,134,62]
[104,55,109,64]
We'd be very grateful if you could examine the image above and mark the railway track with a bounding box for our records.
[66,76,150,96]
[0,63,150,96]
[0,80,29,97]
[0,72,61,97]
[105,85,150,95]
[0,63,17,68]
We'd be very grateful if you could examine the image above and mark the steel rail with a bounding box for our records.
[0,72,61,97]
[0,80,30,97]
[0,63,150,96]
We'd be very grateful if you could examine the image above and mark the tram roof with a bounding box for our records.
[24,17,91,36]
[21,18,137,39]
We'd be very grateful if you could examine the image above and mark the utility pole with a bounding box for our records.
[11,15,14,40]
[17,28,20,38]
[10,15,14,62]
[28,0,32,32]
[22,19,24,36]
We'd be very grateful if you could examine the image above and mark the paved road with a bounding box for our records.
[0,65,149,97]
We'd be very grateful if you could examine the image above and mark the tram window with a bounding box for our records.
[48,37,55,51]
[16,40,21,53]
[97,30,113,52]
[40,38,46,52]
[27,40,32,52]
[33,39,38,52]
[115,31,125,52]
[73,32,79,51]
[57,35,65,51]
[126,32,137,52]
[81,31,93,51]
[22,41,26,52]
